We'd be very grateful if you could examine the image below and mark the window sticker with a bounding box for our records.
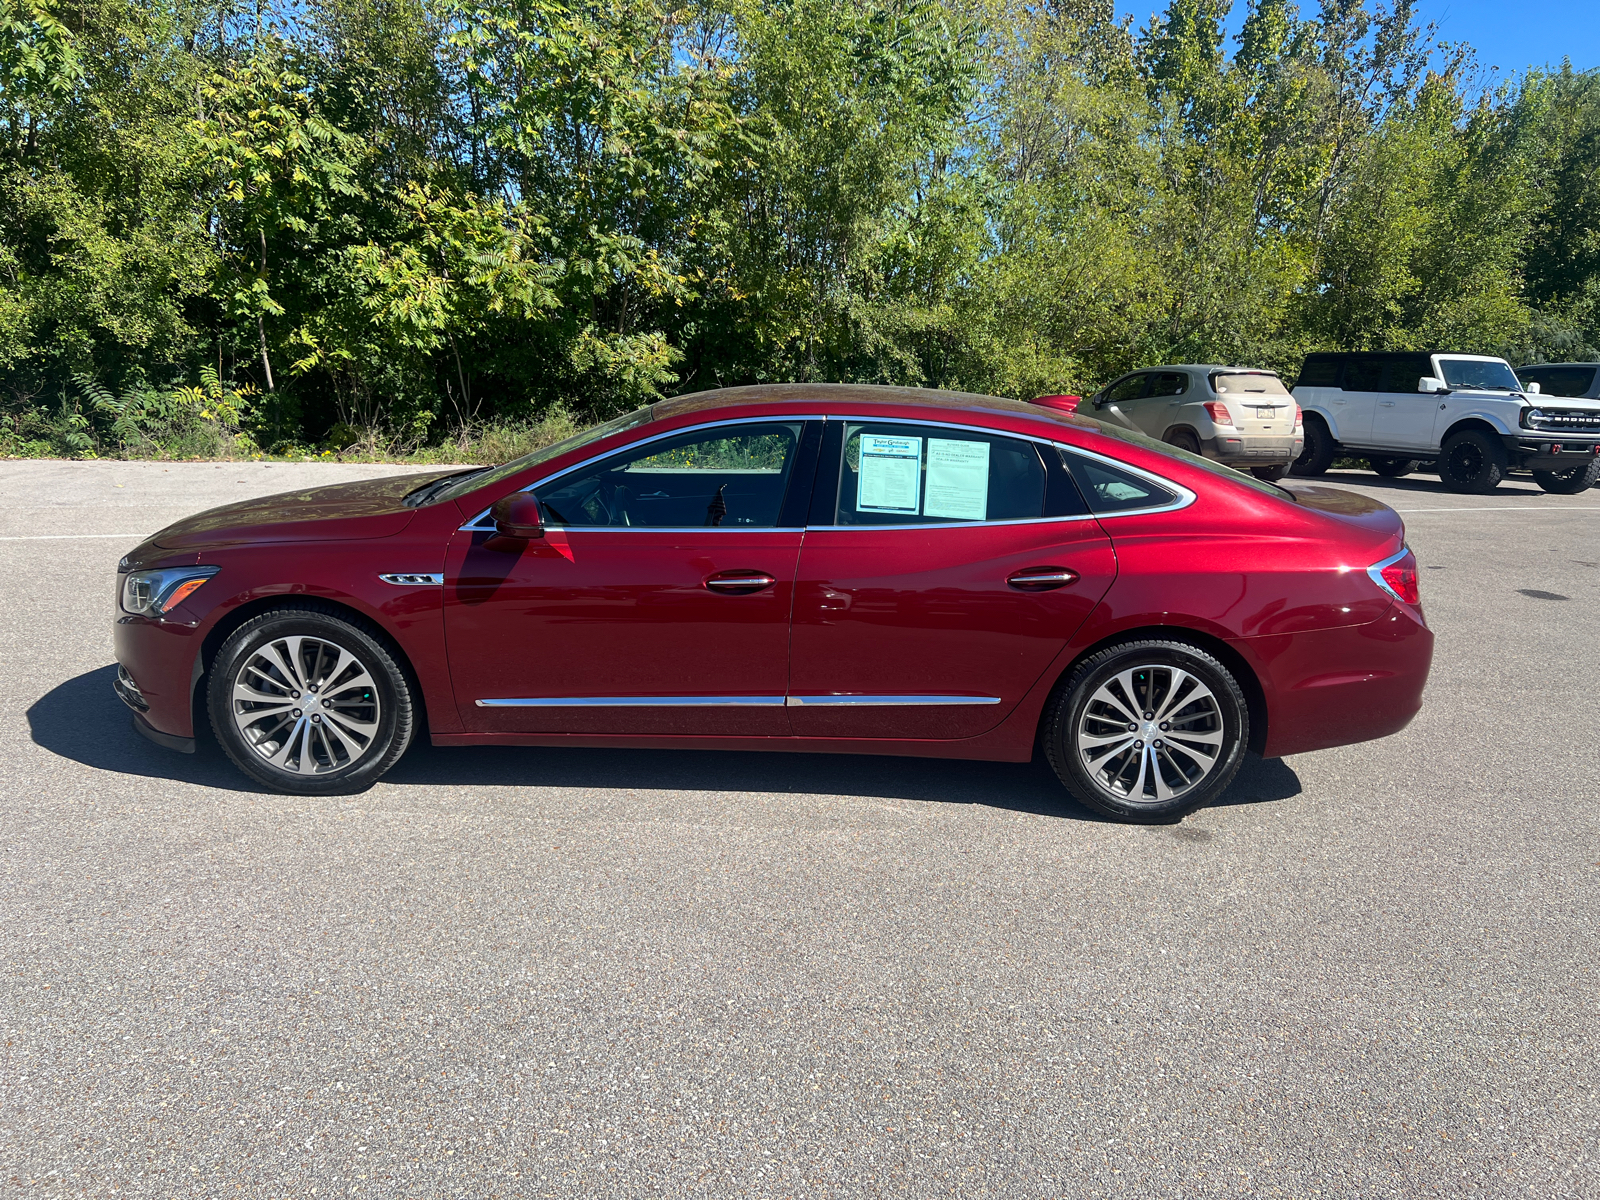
[857,434,923,514]
[924,438,990,520]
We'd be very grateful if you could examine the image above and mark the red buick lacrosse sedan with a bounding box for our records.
[112,384,1431,823]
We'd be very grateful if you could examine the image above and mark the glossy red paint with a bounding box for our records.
[112,384,1432,775]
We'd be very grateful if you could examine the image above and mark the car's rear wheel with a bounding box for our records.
[1163,429,1202,455]
[1532,458,1600,493]
[1251,464,1289,482]
[208,605,415,795]
[1043,641,1249,824]
[1438,430,1507,493]
[1368,456,1418,478]
[1289,416,1334,476]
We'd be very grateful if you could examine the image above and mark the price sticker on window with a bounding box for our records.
[857,434,923,514]
[925,439,990,520]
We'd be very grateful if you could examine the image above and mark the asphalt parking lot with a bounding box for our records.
[2,459,1597,1198]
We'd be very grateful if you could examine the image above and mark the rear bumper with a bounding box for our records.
[1202,434,1303,465]
[1234,602,1433,759]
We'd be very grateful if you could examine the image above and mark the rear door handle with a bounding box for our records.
[1007,567,1078,591]
[704,570,777,594]
[1379,400,1395,407]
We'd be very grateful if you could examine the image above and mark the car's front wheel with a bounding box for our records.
[1532,458,1600,494]
[1438,430,1507,493]
[1043,640,1250,824]
[208,604,416,794]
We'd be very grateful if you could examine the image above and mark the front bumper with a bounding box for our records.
[114,615,203,743]
[1202,434,1303,465]
[1504,435,1600,469]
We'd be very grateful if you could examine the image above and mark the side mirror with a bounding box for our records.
[490,492,544,540]
[1524,381,1541,394]
[1417,376,1445,393]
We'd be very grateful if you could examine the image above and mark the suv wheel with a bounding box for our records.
[208,604,416,795]
[1251,464,1289,482]
[1532,458,1600,494]
[1369,456,1418,478]
[1438,430,1507,493]
[1289,416,1334,476]
[1163,429,1202,454]
[1043,640,1250,824]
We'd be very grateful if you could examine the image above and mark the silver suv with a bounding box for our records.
[1085,365,1303,481]
[1291,351,1600,493]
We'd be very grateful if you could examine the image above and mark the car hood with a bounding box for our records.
[1282,484,1405,546]
[149,471,454,550]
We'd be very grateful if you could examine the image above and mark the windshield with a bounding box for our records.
[429,406,655,505]
[1438,358,1521,392]
[1075,415,1297,502]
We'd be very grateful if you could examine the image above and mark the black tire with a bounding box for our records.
[1042,640,1250,824]
[1251,464,1289,482]
[1289,416,1335,477]
[1532,458,1600,494]
[208,604,416,795]
[1368,456,1419,478]
[1438,429,1508,494]
[1163,429,1202,455]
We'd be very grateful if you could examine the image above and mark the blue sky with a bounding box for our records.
[1117,0,1600,74]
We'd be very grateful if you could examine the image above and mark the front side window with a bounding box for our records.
[1103,375,1148,405]
[537,422,803,528]
[1438,358,1521,391]
[833,423,1047,526]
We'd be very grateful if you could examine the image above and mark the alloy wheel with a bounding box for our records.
[1077,665,1225,804]
[231,635,383,775]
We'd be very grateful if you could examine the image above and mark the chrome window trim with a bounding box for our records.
[378,573,444,586]
[476,695,787,708]
[458,411,1198,530]
[1052,442,1198,519]
[784,694,1001,707]
[459,415,825,531]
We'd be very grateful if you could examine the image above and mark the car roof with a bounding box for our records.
[1303,350,1503,361]
[1516,362,1600,369]
[654,382,1044,422]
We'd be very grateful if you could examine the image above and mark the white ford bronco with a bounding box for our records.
[1290,351,1600,493]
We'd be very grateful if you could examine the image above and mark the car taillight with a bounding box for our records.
[1367,548,1420,608]
[1204,401,1233,426]
[1293,403,1303,432]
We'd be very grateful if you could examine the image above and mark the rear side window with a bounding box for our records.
[833,423,1047,525]
[1146,372,1188,398]
[1342,355,1382,392]
[1296,356,1341,388]
[1061,451,1179,514]
[1520,366,1596,397]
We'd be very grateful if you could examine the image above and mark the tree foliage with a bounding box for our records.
[1,0,1596,453]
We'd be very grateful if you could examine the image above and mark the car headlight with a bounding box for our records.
[120,566,221,616]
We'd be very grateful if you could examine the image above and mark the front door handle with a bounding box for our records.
[1379,400,1395,407]
[1007,567,1079,591]
[704,570,777,595]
